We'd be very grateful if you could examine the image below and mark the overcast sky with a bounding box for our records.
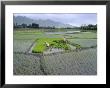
[14,13,97,27]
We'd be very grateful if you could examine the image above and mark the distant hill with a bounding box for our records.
[13,16,75,28]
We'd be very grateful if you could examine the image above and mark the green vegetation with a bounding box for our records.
[32,38,70,53]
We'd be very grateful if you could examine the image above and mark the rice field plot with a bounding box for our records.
[14,30,43,53]
[68,39,97,48]
[14,40,34,53]
[13,53,44,75]
[65,32,97,39]
[14,31,38,40]
[42,48,97,75]
[45,33,62,38]
[14,31,63,40]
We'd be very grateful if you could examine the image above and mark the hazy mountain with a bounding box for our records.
[13,16,74,28]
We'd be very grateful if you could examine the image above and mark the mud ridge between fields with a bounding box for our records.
[26,40,37,53]
[39,57,49,75]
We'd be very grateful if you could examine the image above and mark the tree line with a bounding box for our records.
[14,23,58,29]
[14,23,97,30]
[14,23,39,28]
[80,24,97,30]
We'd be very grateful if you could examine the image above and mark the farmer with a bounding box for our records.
[63,37,68,43]
[45,41,53,51]
[45,41,49,47]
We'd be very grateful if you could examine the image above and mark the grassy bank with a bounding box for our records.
[32,38,70,53]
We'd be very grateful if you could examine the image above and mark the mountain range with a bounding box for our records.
[13,16,75,28]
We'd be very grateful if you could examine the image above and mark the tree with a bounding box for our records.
[32,23,39,28]
[22,23,27,28]
[80,24,97,30]
[27,24,32,28]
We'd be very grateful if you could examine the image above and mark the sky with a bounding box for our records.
[14,13,97,27]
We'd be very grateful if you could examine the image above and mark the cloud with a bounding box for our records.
[14,13,97,26]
